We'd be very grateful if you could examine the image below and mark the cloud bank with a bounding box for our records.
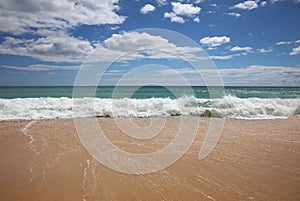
[0,0,126,35]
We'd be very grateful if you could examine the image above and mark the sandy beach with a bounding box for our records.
[0,117,299,201]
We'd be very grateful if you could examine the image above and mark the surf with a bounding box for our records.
[0,95,299,120]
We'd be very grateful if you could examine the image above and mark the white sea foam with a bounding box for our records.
[0,96,299,120]
[22,120,37,146]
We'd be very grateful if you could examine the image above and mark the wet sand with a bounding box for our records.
[0,117,299,201]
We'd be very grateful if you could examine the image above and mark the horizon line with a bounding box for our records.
[0,85,299,88]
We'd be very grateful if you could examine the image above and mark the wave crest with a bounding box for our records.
[0,95,299,120]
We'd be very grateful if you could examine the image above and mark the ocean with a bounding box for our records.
[0,86,299,120]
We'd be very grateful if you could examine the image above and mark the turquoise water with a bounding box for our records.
[0,86,299,99]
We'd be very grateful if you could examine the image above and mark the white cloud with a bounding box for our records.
[159,65,300,86]
[230,46,253,52]
[158,67,198,75]
[164,2,201,23]
[210,55,234,60]
[195,0,204,3]
[226,12,241,17]
[160,65,300,75]
[276,41,293,45]
[0,32,94,62]
[0,0,126,35]
[219,65,300,86]
[99,32,210,62]
[0,0,131,66]
[271,0,300,3]
[156,0,168,6]
[270,0,284,3]
[276,39,300,45]
[1,32,209,72]
[232,1,258,10]
[164,12,185,23]
[260,1,267,6]
[258,48,273,53]
[110,26,120,30]
[0,31,206,63]
[207,47,216,50]
[171,2,201,16]
[1,64,80,71]
[208,48,254,60]
[140,4,156,14]
[193,17,200,23]
[290,46,300,55]
[103,32,201,57]
[200,36,231,47]
[123,65,299,86]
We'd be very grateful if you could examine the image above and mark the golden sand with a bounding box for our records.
[0,117,299,200]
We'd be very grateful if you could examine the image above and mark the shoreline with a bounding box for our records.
[0,113,299,122]
[0,116,299,200]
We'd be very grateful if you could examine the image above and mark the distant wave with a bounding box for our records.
[0,96,299,120]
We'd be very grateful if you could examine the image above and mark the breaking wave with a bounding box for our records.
[0,95,299,120]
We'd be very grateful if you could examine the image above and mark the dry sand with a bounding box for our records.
[0,117,299,201]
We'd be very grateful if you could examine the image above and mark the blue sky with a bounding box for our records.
[0,0,299,86]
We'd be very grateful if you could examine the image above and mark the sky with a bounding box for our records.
[0,0,299,86]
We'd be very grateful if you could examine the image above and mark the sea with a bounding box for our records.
[0,86,299,120]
